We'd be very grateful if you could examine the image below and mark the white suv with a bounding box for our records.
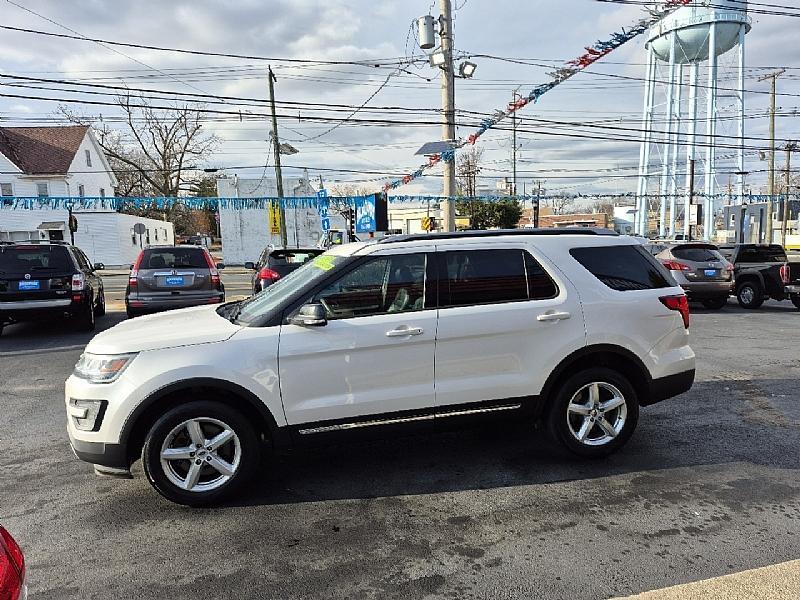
[65,230,695,506]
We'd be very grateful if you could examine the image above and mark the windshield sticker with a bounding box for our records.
[313,255,337,272]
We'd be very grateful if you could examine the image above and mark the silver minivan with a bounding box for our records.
[125,246,225,317]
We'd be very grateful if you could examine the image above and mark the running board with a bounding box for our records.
[298,403,521,436]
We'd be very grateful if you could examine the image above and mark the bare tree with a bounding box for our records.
[547,196,574,215]
[61,93,219,197]
[456,147,483,198]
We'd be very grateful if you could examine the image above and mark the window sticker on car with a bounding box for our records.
[312,255,337,272]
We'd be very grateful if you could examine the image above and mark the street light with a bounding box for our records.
[458,61,477,79]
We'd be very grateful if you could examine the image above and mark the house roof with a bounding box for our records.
[0,125,89,175]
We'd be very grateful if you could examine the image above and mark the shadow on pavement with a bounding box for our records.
[0,311,127,352]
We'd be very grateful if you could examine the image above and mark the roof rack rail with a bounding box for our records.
[0,238,70,245]
[378,228,618,244]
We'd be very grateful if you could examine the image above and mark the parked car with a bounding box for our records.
[245,247,324,294]
[718,244,800,310]
[125,245,225,318]
[0,525,26,600]
[66,229,695,506]
[655,243,734,309]
[0,240,105,336]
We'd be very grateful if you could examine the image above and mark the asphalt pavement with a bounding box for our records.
[0,273,799,599]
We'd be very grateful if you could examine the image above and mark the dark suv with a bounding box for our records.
[0,240,105,336]
[125,245,225,318]
[245,247,324,294]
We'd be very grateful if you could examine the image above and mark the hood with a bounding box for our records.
[86,305,241,355]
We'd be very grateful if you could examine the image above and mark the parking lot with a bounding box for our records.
[1,270,799,599]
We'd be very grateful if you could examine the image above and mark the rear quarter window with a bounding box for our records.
[570,245,673,291]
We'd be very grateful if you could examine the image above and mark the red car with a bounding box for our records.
[0,526,25,600]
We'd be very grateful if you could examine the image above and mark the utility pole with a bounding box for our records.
[759,69,785,244]
[782,141,797,247]
[688,158,695,243]
[268,66,288,247]
[512,88,520,198]
[440,0,456,232]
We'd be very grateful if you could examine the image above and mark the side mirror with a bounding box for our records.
[215,262,226,270]
[289,303,327,327]
[93,262,105,271]
[244,262,256,270]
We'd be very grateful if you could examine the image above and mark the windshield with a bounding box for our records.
[234,253,349,325]
[0,245,72,275]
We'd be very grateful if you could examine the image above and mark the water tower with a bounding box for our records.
[635,0,750,238]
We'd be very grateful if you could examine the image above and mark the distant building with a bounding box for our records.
[217,175,345,265]
[518,209,611,230]
[0,125,117,200]
[0,125,175,265]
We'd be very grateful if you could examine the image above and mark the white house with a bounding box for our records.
[0,125,174,265]
[217,175,345,265]
[0,125,117,200]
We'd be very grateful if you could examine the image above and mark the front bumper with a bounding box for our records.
[69,431,129,469]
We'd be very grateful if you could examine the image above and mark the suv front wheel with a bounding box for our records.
[142,401,261,506]
[547,368,639,458]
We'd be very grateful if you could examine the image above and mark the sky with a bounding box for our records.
[1,0,799,200]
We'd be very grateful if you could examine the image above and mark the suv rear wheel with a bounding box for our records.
[791,294,800,310]
[76,293,96,331]
[94,289,106,317]
[547,368,639,458]
[701,297,728,310]
[142,401,261,506]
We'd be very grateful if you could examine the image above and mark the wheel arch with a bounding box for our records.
[735,272,765,290]
[120,378,284,467]
[539,345,653,414]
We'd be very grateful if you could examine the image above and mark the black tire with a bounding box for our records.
[76,294,96,331]
[736,281,764,310]
[94,288,106,317]
[546,367,639,458]
[126,305,140,319]
[0,322,4,337]
[791,294,800,310]
[701,297,728,310]
[142,400,261,506]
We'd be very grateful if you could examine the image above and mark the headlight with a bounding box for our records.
[73,353,136,383]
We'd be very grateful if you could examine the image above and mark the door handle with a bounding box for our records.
[386,327,424,338]
[537,311,571,322]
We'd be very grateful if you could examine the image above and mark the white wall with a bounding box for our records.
[217,176,337,264]
[0,208,173,266]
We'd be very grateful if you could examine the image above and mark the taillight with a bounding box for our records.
[779,264,790,285]
[129,251,144,287]
[725,263,734,272]
[71,273,85,291]
[0,526,25,600]
[258,267,281,282]
[660,294,690,329]
[661,260,692,272]
[202,251,221,288]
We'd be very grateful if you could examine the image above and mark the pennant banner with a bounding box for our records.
[381,0,694,193]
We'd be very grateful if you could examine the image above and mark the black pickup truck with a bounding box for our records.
[718,244,800,310]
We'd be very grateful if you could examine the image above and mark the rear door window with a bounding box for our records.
[0,246,72,276]
[570,245,672,291]
[142,248,208,269]
[672,246,723,262]
[441,249,558,307]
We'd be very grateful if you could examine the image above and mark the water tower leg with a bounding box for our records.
[636,45,657,236]
[685,62,699,238]
[704,22,718,239]
[737,24,746,206]
[669,63,684,237]
[659,31,677,238]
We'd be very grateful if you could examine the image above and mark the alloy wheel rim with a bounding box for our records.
[566,382,628,447]
[159,417,241,493]
[741,286,754,304]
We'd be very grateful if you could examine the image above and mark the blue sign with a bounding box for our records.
[316,190,331,232]
[355,195,377,234]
